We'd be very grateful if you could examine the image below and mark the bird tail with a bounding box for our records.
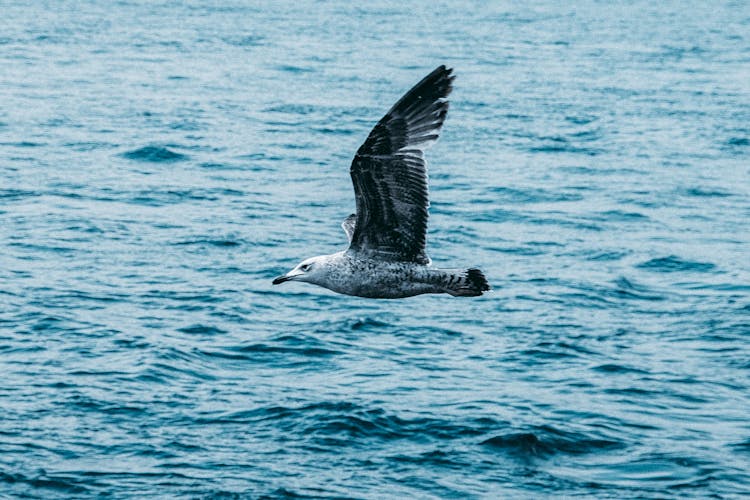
[446,268,490,297]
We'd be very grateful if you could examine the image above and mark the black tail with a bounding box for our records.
[446,268,490,297]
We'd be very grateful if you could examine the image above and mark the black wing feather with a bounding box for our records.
[348,65,454,263]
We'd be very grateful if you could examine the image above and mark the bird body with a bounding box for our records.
[273,65,490,298]
[273,250,488,298]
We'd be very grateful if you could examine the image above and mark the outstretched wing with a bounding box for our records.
[348,65,454,264]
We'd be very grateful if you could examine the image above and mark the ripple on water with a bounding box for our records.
[726,136,749,147]
[481,425,625,459]
[120,146,189,162]
[176,324,227,335]
[637,256,717,273]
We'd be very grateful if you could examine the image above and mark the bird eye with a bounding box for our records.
[301,264,311,272]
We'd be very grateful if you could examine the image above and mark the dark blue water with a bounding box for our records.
[2,1,749,497]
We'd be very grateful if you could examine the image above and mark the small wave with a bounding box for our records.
[196,402,499,447]
[64,141,114,152]
[275,64,314,74]
[597,210,649,221]
[234,343,339,358]
[592,363,648,374]
[199,162,243,170]
[120,146,188,162]
[196,334,341,364]
[264,104,319,115]
[26,315,72,333]
[177,324,227,335]
[731,439,750,454]
[174,238,242,248]
[527,135,602,156]
[592,453,718,489]
[1,141,43,147]
[138,348,217,383]
[585,250,630,261]
[349,317,391,331]
[389,449,464,468]
[124,188,238,206]
[168,120,202,131]
[222,35,265,47]
[565,114,598,125]
[52,290,127,303]
[609,277,665,301]
[0,471,91,495]
[637,256,716,273]
[683,187,732,197]
[485,186,583,204]
[0,188,38,200]
[141,290,224,304]
[727,137,749,146]
[480,425,623,458]
[312,127,355,136]
[263,487,314,498]
[305,408,498,444]
[527,214,603,232]
[519,340,599,361]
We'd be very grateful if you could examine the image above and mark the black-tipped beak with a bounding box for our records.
[272,275,290,285]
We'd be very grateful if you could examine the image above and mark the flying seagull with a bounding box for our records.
[273,65,489,298]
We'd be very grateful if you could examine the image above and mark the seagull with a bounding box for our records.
[273,65,489,298]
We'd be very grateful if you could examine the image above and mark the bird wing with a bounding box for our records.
[348,65,454,264]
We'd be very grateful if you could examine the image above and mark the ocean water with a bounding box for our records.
[1,0,749,497]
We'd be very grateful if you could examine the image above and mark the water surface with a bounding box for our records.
[1,1,749,497]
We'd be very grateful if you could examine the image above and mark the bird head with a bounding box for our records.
[272,256,327,286]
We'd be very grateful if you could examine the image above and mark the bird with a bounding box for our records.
[272,65,489,298]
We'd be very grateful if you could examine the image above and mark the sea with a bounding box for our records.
[1,1,749,498]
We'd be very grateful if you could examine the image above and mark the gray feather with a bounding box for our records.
[341,213,356,242]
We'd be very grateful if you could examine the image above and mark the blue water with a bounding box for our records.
[2,1,749,497]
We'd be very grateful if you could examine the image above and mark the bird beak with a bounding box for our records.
[272,275,290,285]
[272,269,303,285]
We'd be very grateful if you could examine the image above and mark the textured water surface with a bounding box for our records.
[2,1,750,498]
